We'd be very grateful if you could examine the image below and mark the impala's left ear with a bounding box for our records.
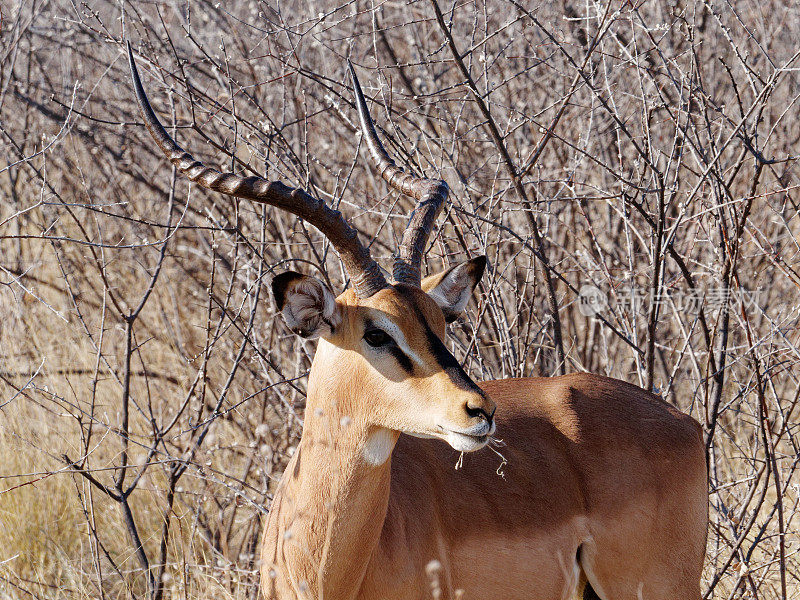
[421,256,487,323]
[272,271,342,339]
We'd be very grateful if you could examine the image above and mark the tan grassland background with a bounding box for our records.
[0,0,798,598]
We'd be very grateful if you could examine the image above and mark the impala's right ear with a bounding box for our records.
[272,272,341,339]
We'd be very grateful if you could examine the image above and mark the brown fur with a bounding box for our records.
[260,286,708,600]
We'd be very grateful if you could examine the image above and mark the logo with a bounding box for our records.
[578,285,608,317]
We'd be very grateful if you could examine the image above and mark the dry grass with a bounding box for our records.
[0,0,798,598]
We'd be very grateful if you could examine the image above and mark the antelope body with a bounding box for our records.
[128,45,708,600]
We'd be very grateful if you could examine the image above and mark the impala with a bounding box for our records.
[128,44,707,600]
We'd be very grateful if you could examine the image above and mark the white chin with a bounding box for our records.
[444,431,490,452]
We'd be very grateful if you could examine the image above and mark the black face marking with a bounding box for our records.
[388,346,414,374]
[424,322,485,395]
[395,286,486,397]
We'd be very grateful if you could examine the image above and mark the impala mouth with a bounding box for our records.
[439,420,496,452]
[445,430,490,452]
[406,421,495,451]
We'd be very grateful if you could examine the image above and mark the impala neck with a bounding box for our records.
[261,339,398,600]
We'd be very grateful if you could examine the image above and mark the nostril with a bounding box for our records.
[464,403,481,419]
[465,402,491,422]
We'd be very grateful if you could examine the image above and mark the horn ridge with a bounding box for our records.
[347,61,448,287]
[127,42,387,298]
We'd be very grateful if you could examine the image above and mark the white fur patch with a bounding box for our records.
[282,277,340,339]
[362,428,395,465]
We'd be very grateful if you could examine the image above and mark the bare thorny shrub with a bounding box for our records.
[0,0,798,598]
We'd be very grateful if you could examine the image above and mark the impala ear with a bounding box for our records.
[421,256,487,323]
[272,272,341,339]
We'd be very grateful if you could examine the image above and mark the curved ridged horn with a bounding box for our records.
[128,43,387,298]
[347,62,448,288]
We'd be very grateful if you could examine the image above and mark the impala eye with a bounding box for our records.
[364,327,393,348]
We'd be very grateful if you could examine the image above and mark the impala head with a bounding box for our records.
[128,46,495,452]
[272,257,495,452]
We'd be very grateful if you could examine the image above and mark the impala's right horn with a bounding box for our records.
[128,43,388,299]
[348,62,448,288]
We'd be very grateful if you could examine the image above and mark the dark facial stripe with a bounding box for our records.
[423,322,485,395]
[393,286,485,396]
[388,345,414,374]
